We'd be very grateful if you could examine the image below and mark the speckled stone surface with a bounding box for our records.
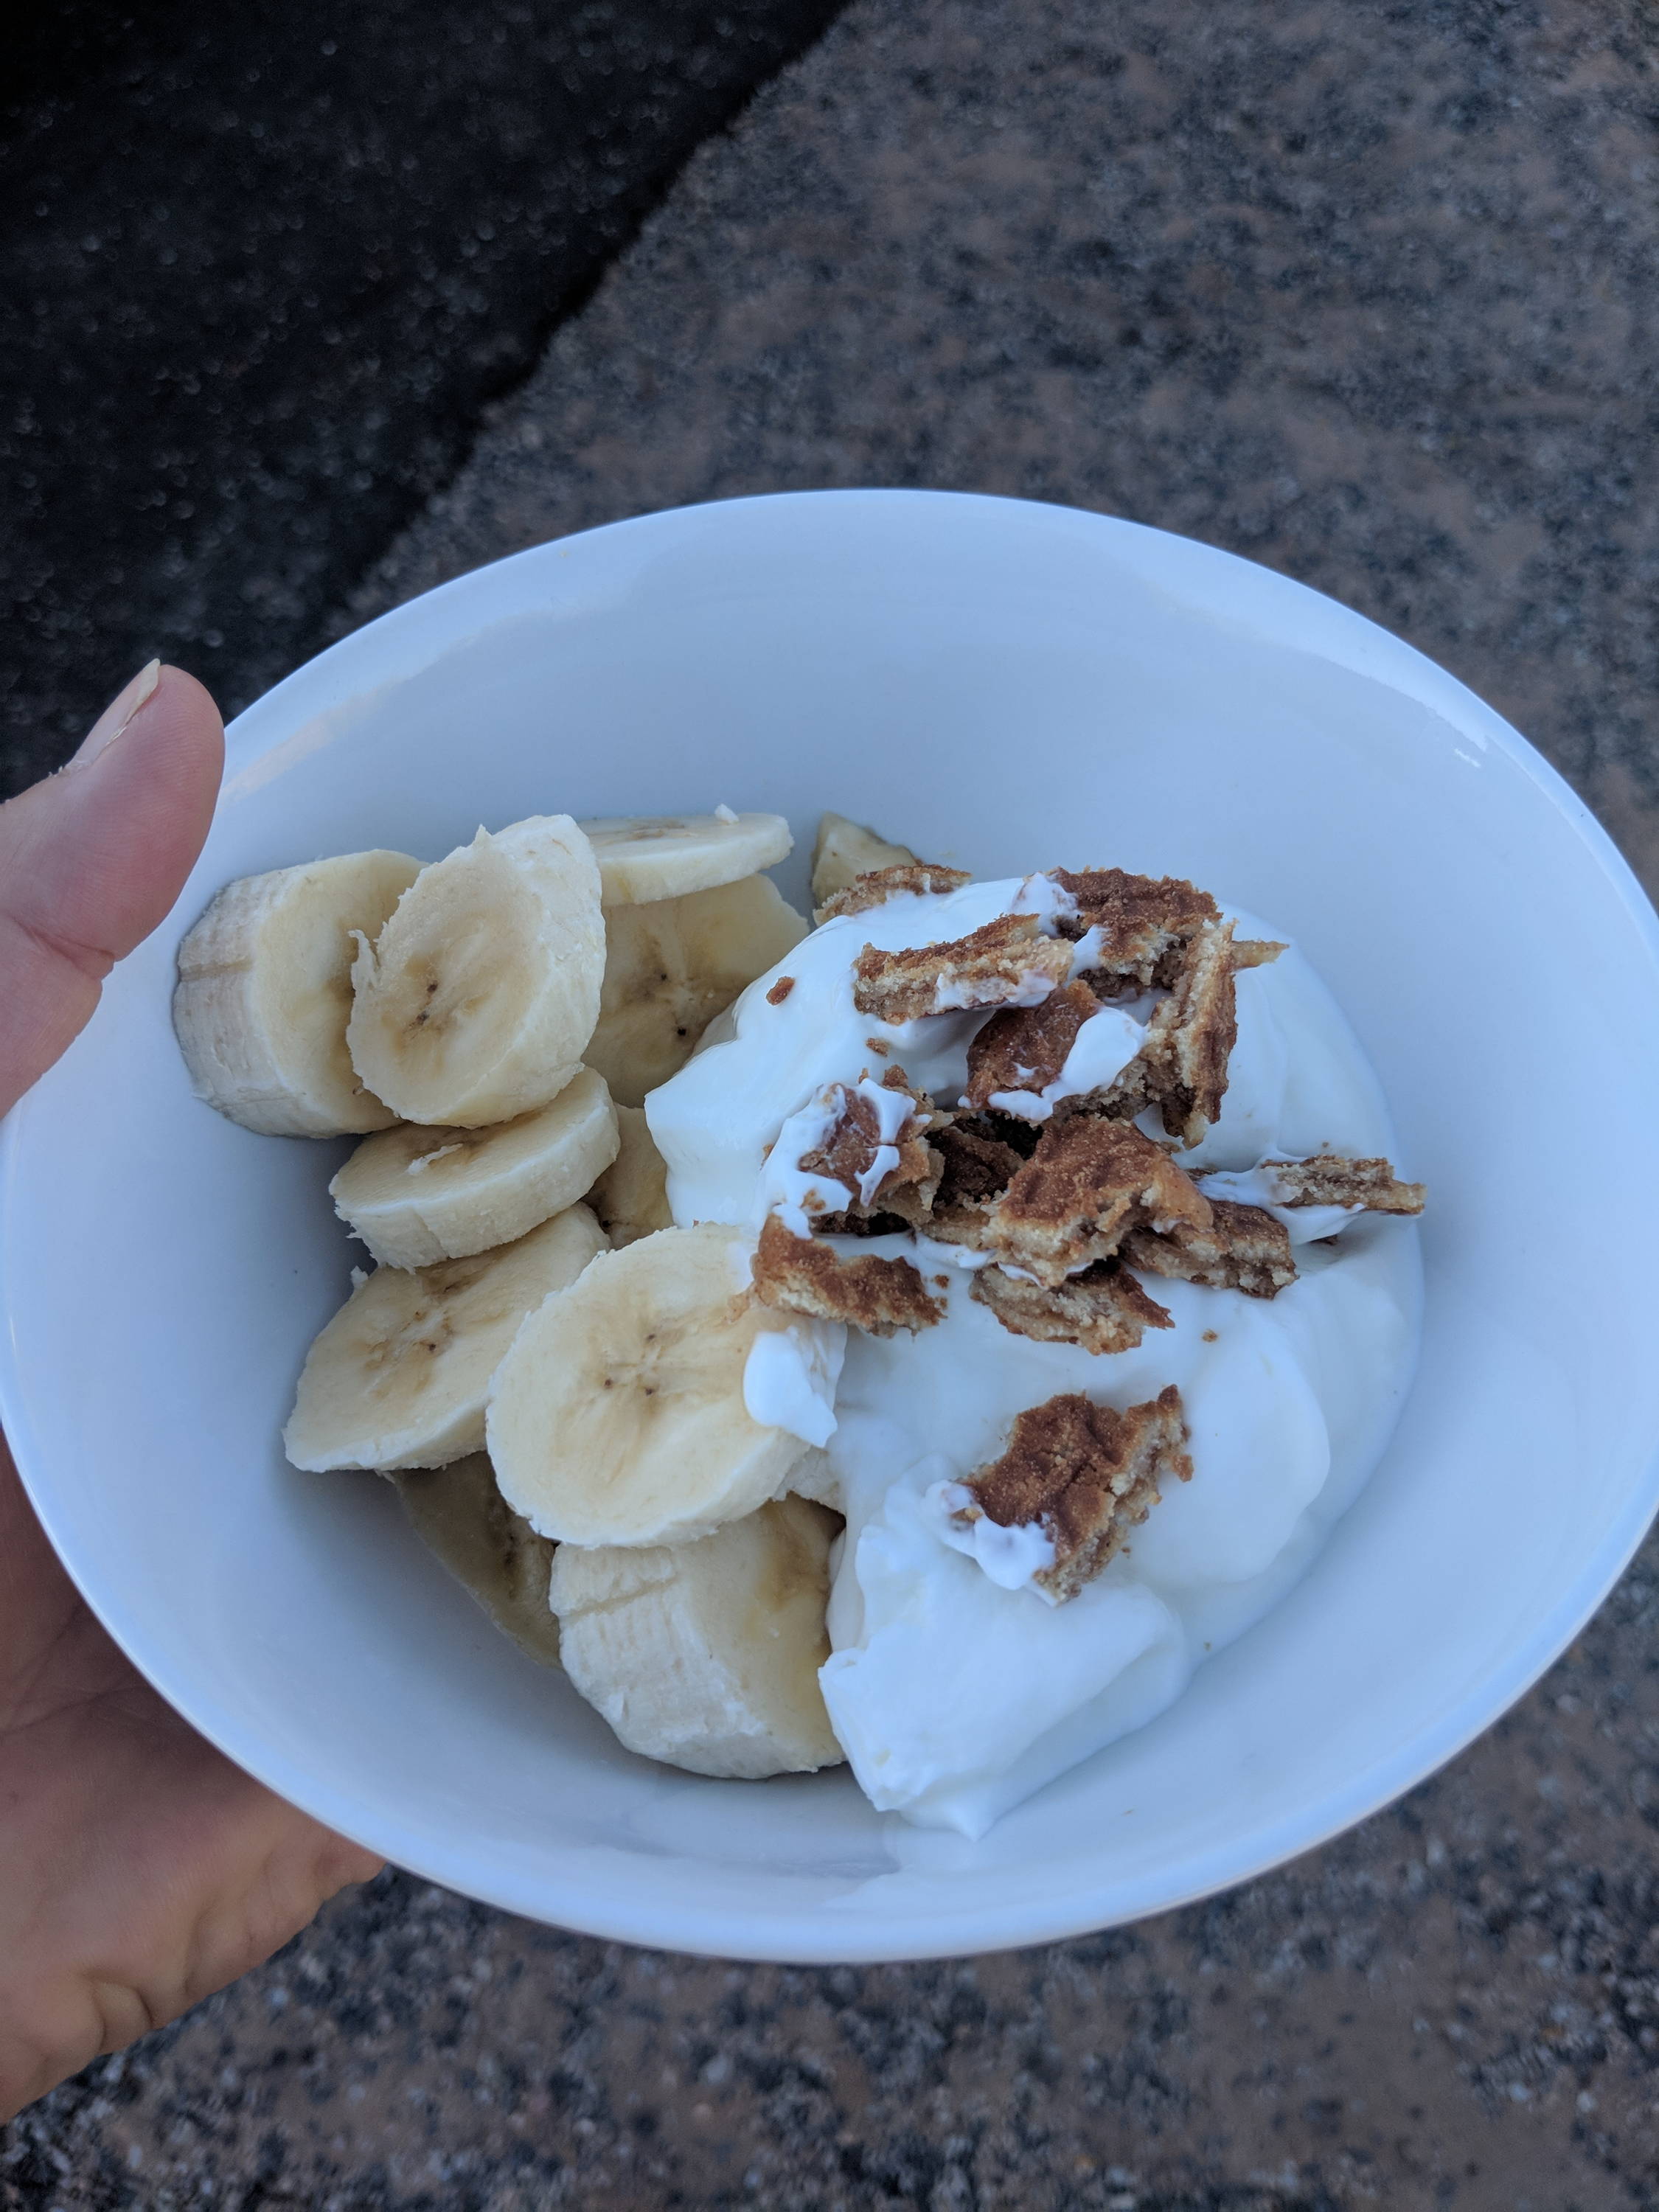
[8,1,1659,2206]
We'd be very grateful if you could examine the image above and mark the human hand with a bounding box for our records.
[0,665,383,2121]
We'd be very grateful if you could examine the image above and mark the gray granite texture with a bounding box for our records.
[7,0,1659,2206]
[0,0,852,787]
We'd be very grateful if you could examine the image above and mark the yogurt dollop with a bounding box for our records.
[649,875,1420,1837]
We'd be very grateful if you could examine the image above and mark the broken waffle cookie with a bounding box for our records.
[1135,919,1284,1147]
[796,1066,944,1225]
[753,1213,945,1336]
[852,913,1073,1023]
[1049,867,1220,987]
[962,980,1104,1113]
[815,862,973,922]
[985,1117,1212,1287]
[917,1118,1029,1251]
[971,1259,1173,1355]
[949,1386,1193,1603]
[1259,1156,1425,1214]
[1124,1200,1297,1298]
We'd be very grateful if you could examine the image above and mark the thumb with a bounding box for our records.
[0,664,225,1119]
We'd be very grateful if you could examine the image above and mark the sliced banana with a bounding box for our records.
[391,1453,562,1669]
[487,1222,808,1547]
[578,810,791,905]
[583,874,808,1107]
[285,1203,605,1472]
[587,1102,672,1247]
[173,850,420,1137]
[550,1497,844,1778]
[347,816,604,1128]
[786,1447,843,1512]
[810,813,917,905]
[330,1067,619,1269]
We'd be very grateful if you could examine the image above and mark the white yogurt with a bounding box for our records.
[649,875,1421,1837]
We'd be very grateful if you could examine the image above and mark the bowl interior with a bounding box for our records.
[5,490,1658,1961]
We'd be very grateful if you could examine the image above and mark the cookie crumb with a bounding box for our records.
[766,975,796,1005]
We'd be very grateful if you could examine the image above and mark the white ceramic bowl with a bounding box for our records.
[5,491,1659,1962]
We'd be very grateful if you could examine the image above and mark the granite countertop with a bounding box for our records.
[7,1,1659,2205]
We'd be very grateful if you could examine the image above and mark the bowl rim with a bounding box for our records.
[5,485,1659,1963]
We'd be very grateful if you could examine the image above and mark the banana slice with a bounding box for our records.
[330,1067,619,1268]
[810,813,917,905]
[583,874,808,1107]
[391,1453,562,1669]
[347,816,604,1128]
[173,850,420,1136]
[285,1203,605,1472]
[578,810,791,905]
[487,1222,809,1546]
[787,1447,844,1512]
[549,1496,844,1778]
[587,1102,672,1247]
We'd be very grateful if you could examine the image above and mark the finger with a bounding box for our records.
[0,665,224,1118]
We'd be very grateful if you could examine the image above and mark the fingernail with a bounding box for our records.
[72,659,161,768]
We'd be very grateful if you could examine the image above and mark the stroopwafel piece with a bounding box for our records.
[1048,867,1220,987]
[796,1067,943,1225]
[962,981,1103,1113]
[815,863,973,922]
[1136,919,1284,1147]
[753,1214,944,1337]
[917,1118,1029,1252]
[852,914,1073,1023]
[985,1117,1212,1287]
[950,1385,1192,1603]
[1260,1155,1425,1214]
[971,1259,1173,1354]
[1123,1200,1296,1298]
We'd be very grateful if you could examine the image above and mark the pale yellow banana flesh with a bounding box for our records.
[550,1497,844,1778]
[586,1102,672,1247]
[285,1203,606,1472]
[487,1222,807,1548]
[330,1067,619,1268]
[579,810,791,905]
[809,813,917,906]
[347,817,604,1127]
[173,850,420,1136]
[391,1454,563,1669]
[584,874,808,1107]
